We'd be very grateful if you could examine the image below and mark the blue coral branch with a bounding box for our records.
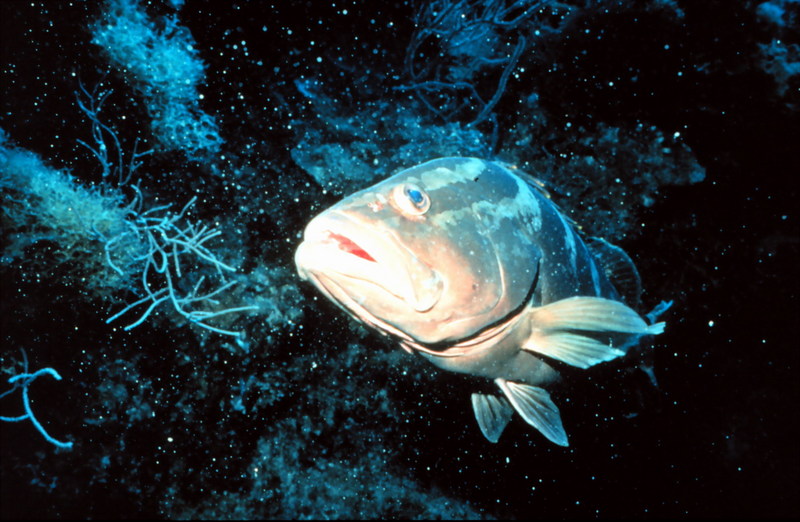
[1,367,74,449]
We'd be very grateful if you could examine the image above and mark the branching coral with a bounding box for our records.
[104,195,257,336]
[0,350,73,449]
[399,0,576,125]
[1,85,254,336]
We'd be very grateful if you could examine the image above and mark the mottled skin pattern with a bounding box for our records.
[297,158,620,385]
[296,157,661,444]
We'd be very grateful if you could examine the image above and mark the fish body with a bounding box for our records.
[295,157,664,445]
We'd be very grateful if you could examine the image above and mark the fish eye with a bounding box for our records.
[391,183,431,216]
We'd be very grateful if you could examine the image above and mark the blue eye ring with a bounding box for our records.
[391,183,430,216]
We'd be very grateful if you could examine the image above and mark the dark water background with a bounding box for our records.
[1,0,798,518]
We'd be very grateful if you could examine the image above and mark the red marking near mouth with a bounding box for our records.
[326,232,376,262]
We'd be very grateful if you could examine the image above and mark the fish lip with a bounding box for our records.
[300,211,387,275]
[304,212,380,266]
[298,210,442,312]
[308,271,416,343]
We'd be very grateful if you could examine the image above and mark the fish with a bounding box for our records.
[294,157,665,446]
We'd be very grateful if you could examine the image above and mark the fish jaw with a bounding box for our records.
[295,210,444,316]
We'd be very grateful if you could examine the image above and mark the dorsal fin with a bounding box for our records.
[586,237,642,309]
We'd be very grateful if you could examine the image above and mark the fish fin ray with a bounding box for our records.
[523,331,625,369]
[530,296,661,335]
[471,393,514,443]
[495,379,568,447]
[524,297,664,368]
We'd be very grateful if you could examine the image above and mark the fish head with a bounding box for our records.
[295,157,542,345]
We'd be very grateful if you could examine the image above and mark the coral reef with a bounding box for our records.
[291,93,491,195]
[91,0,222,156]
[2,0,796,520]
[0,129,140,299]
[755,0,800,108]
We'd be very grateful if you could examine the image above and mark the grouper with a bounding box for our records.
[295,157,665,445]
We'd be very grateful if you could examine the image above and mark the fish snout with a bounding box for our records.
[295,211,443,313]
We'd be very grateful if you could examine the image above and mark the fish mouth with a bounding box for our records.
[321,231,377,263]
[295,210,443,314]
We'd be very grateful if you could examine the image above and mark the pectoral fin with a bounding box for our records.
[471,393,514,443]
[523,296,665,369]
[495,378,568,447]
